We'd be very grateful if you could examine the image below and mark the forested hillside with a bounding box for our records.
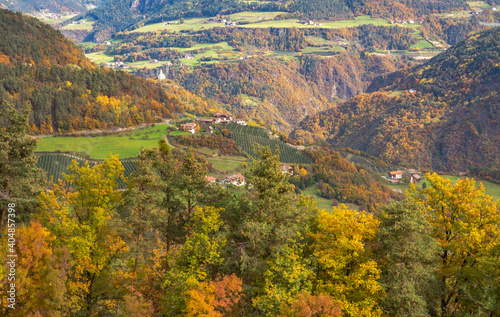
[0,0,104,13]
[294,27,500,171]
[0,9,215,134]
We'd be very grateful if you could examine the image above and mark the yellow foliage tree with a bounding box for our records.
[309,206,382,317]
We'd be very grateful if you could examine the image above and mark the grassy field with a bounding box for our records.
[87,52,115,64]
[411,40,434,50]
[239,15,390,29]
[208,157,246,172]
[386,175,500,201]
[36,125,171,159]
[61,20,95,31]
[131,13,392,33]
[131,12,287,33]
[34,14,76,25]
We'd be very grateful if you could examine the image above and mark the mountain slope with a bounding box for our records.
[0,0,105,13]
[0,9,214,134]
[293,27,500,171]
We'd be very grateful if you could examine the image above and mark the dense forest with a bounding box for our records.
[0,9,216,134]
[0,0,105,13]
[1,105,500,316]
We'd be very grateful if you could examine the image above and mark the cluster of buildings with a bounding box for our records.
[180,113,247,133]
[298,20,322,26]
[206,174,246,186]
[387,169,421,184]
[205,18,237,26]
[206,165,295,187]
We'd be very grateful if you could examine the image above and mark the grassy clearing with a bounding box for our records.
[61,20,95,31]
[87,52,114,64]
[34,14,77,25]
[208,157,246,172]
[301,46,345,55]
[411,40,433,49]
[302,185,334,211]
[468,1,493,9]
[132,14,392,33]
[239,15,390,29]
[36,125,171,159]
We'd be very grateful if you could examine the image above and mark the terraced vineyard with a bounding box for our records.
[225,123,310,164]
[36,152,137,189]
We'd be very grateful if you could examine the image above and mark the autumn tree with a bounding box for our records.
[309,205,382,316]
[0,221,67,316]
[415,173,500,316]
[376,198,439,317]
[37,156,128,315]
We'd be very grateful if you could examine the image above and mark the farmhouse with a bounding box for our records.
[234,119,247,125]
[280,165,294,175]
[180,122,198,134]
[220,174,246,186]
[205,176,217,183]
[388,170,403,179]
[214,113,232,123]
[184,53,194,60]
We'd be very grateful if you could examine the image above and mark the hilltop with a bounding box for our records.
[293,27,500,171]
[0,9,215,134]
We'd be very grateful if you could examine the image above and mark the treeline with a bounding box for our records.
[170,133,242,156]
[289,0,468,20]
[112,27,308,53]
[420,15,489,45]
[303,25,419,50]
[469,166,500,184]
[2,109,500,316]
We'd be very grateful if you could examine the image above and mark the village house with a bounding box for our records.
[388,170,403,179]
[214,113,232,123]
[220,174,246,186]
[205,176,217,183]
[180,122,198,134]
[280,165,294,175]
[407,169,421,183]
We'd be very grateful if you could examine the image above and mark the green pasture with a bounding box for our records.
[61,20,95,31]
[468,1,493,9]
[131,14,393,33]
[87,52,114,64]
[34,14,76,25]
[410,40,434,50]
[239,15,390,29]
[36,125,171,159]
[208,157,247,172]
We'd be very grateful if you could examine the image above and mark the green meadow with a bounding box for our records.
[36,125,172,159]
